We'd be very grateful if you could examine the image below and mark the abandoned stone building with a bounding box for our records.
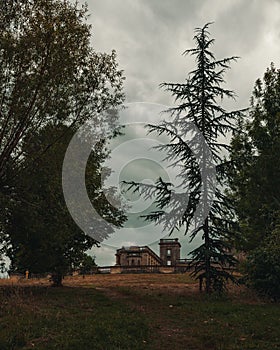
[115,238,182,267]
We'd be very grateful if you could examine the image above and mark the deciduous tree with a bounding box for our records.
[230,63,280,251]
[0,0,124,187]
[5,124,125,286]
[0,0,126,284]
[229,64,280,299]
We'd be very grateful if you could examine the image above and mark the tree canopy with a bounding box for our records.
[4,124,125,283]
[230,63,280,251]
[0,0,126,284]
[0,0,124,186]
[229,64,280,299]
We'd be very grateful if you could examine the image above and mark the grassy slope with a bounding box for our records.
[0,286,149,350]
[0,274,279,350]
[114,286,280,350]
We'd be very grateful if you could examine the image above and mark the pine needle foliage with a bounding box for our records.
[124,23,246,293]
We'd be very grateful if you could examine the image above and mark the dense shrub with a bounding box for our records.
[245,231,280,301]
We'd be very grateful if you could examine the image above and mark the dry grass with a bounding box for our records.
[0,273,279,349]
[0,273,257,302]
[0,272,196,288]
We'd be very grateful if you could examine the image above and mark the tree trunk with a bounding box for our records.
[204,218,211,294]
[199,276,203,292]
[51,272,63,287]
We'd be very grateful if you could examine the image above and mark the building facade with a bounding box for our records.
[159,238,181,266]
[115,238,181,267]
[115,245,162,266]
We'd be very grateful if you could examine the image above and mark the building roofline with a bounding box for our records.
[159,238,181,247]
[116,245,162,263]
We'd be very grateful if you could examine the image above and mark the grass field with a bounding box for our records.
[0,274,279,349]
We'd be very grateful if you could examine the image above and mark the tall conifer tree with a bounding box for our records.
[125,23,245,293]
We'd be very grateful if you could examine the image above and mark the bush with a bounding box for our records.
[245,232,280,301]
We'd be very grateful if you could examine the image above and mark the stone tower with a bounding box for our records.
[159,238,181,266]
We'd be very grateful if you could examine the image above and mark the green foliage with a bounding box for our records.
[230,64,280,251]
[230,65,280,298]
[79,254,97,275]
[4,125,125,282]
[0,0,124,184]
[0,0,126,283]
[245,230,280,301]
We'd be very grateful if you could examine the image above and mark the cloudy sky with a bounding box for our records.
[84,0,280,265]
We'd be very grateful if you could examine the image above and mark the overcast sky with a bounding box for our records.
[85,0,280,265]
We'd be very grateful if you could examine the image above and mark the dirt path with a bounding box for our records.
[94,284,201,349]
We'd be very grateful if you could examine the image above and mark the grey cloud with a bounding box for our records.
[214,1,269,55]
[85,0,280,265]
[89,0,280,106]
